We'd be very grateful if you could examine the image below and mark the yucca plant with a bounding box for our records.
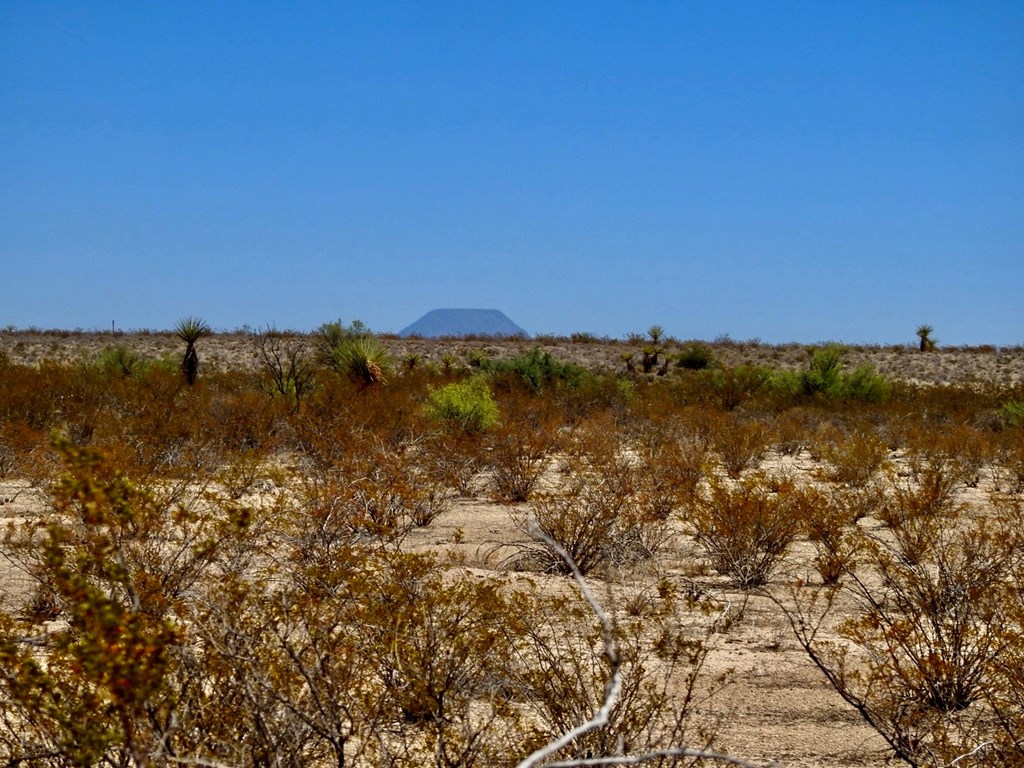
[916,324,936,352]
[173,316,210,385]
[329,335,391,387]
[314,318,369,365]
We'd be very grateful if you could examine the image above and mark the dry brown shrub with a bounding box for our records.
[510,581,726,764]
[629,415,709,520]
[903,422,998,489]
[994,429,1024,493]
[289,440,424,550]
[689,474,803,588]
[814,424,891,487]
[517,467,671,576]
[487,396,559,503]
[786,500,1024,768]
[771,406,826,456]
[557,411,621,476]
[208,383,285,454]
[423,431,487,497]
[0,421,47,481]
[800,485,871,585]
[709,412,772,478]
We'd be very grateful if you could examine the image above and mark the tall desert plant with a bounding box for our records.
[252,326,317,411]
[174,316,210,385]
[916,324,936,352]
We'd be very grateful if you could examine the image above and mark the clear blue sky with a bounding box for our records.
[2,2,1021,344]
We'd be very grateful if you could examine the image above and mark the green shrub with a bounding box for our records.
[424,376,500,434]
[777,345,891,404]
[999,400,1024,428]
[801,344,846,396]
[710,365,772,410]
[95,345,145,377]
[482,347,588,393]
[835,363,891,404]
[675,344,716,371]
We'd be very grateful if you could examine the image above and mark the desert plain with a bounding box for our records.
[0,328,1023,767]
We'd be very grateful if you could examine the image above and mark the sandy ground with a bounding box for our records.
[0,451,1009,766]
[400,502,885,766]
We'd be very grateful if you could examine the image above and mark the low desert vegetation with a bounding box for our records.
[0,325,1022,766]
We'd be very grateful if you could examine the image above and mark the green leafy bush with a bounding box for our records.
[95,345,146,377]
[709,365,772,410]
[675,343,716,370]
[482,347,588,393]
[774,345,891,404]
[999,400,1024,428]
[424,376,500,434]
[834,363,891,403]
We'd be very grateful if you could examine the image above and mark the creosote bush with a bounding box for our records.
[813,425,891,487]
[675,343,716,371]
[774,344,891,404]
[784,496,1024,767]
[513,448,671,576]
[999,399,1024,428]
[482,346,588,394]
[688,474,804,588]
[424,375,500,434]
[487,395,558,503]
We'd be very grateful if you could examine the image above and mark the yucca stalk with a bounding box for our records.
[174,316,210,385]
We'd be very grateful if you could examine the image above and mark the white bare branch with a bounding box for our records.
[515,526,621,768]
[541,748,782,767]
[515,525,781,768]
[945,741,994,767]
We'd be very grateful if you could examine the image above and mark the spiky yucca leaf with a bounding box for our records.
[330,336,392,386]
[173,316,210,345]
[174,316,210,384]
[916,324,936,351]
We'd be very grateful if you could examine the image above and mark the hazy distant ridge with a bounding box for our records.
[399,309,528,338]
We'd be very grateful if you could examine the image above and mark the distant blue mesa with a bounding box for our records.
[399,309,529,339]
